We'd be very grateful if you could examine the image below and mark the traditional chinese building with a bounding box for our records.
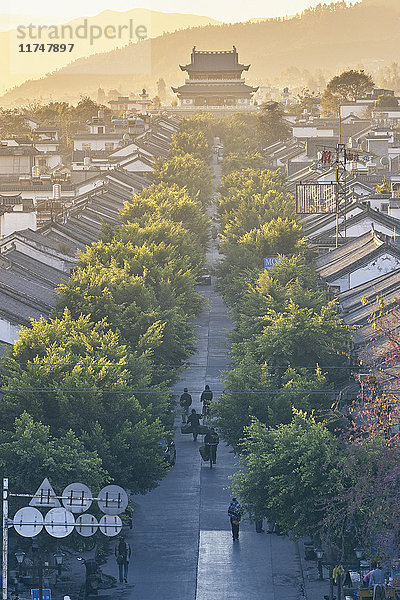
[172,46,258,108]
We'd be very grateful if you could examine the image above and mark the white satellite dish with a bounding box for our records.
[97,485,128,515]
[45,507,75,538]
[75,514,98,537]
[13,507,44,537]
[99,514,122,537]
[62,483,92,514]
[29,478,60,508]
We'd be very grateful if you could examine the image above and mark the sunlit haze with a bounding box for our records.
[1,0,344,28]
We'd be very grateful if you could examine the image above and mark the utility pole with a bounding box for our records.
[335,143,347,248]
[335,107,347,248]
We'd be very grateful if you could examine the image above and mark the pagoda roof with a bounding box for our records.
[180,47,250,72]
[172,82,258,95]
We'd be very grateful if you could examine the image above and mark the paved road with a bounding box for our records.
[102,161,305,599]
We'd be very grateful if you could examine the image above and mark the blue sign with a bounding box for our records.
[264,256,281,269]
[31,590,51,600]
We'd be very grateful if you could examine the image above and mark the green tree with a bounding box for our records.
[179,112,219,144]
[0,109,31,138]
[57,240,202,381]
[257,101,291,147]
[221,152,266,177]
[376,177,391,194]
[214,360,332,448]
[238,299,351,372]
[0,310,169,492]
[120,183,209,247]
[221,191,296,243]
[219,218,305,280]
[321,437,400,559]
[169,131,210,162]
[293,88,321,118]
[221,113,259,154]
[375,94,399,108]
[233,411,343,535]
[153,154,213,207]
[0,412,107,494]
[321,69,374,116]
[116,219,205,272]
[218,168,291,228]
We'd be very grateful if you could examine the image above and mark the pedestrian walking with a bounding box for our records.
[255,516,264,533]
[204,427,219,464]
[200,384,213,417]
[228,497,244,541]
[179,388,192,423]
[187,408,202,441]
[115,535,131,584]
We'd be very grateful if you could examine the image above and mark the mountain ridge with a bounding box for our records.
[2,0,400,106]
[0,8,221,95]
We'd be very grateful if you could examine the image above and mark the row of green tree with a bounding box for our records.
[214,164,351,449]
[0,115,212,499]
[213,120,400,560]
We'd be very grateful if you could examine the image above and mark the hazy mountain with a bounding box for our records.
[0,9,220,94]
[2,0,400,106]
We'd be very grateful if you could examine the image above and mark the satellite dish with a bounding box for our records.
[97,485,128,515]
[99,514,122,537]
[45,508,75,538]
[29,478,60,508]
[13,507,43,537]
[62,483,92,514]
[76,514,98,537]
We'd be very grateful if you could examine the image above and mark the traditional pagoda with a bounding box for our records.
[172,46,258,108]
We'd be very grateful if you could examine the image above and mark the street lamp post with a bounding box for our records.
[315,547,324,580]
[354,547,363,580]
[53,550,63,577]
[31,541,43,600]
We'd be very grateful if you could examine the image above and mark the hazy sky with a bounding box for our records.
[1,0,341,26]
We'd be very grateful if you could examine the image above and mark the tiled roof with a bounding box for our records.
[315,231,400,281]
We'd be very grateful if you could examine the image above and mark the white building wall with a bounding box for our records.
[74,179,105,195]
[2,239,71,272]
[36,144,58,152]
[328,253,400,292]
[0,212,37,238]
[350,253,400,288]
[340,103,372,119]
[344,219,396,238]
[110,144,141,158]
[0,156,31,175]
[123,159,153,172]
[0,317,21,345]
[330,274,350,292]
[389,207,400,220]
[73,139,120,151]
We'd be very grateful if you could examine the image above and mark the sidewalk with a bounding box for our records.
[99,157,315,599]
[298,538,332,600]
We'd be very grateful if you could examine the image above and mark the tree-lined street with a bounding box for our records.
[102,164,304,598]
